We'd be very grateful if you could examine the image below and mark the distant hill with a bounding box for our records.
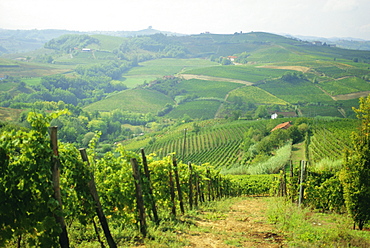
[287,34,370,51]
[0,28,184,55]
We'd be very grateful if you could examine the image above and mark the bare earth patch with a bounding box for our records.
[180,74,254,86]
[258,65,311,73]
[184,197,285,248]
[333,91,370,101]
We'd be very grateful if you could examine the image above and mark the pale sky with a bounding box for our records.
[1,0,370,40]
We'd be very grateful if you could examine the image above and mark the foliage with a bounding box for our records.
[308,118,357,163]
[340,95,370,230]
[246,142,292,175]
[45,34,100,53]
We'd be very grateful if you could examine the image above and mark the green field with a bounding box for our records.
[319,77,370,96]
[167,100,221,119]
[176,79,241,98]
[125,58,218,77]
[22,77,42,86]
[182,65,294,82]
[0,81,17,91]
[83,88,174,113]
[258,79,334,104]
[122,58,219,88]
[227,86,288,105]
[90,35,125,51]
[300,105,344,118]
[0,61,71,77]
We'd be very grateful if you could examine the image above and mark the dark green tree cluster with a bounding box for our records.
[0,74,128,108]
[44,34,99,53]
[75,60,132,80]
[149,77,186,99]
[242,119,308,163]
[340,95,370,230]
[114,34,188,61]
[281,72,306,83]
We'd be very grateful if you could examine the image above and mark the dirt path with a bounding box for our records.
[180,74,254,86]
[333,91,370,101]
[184,197,285,247]
[258,65,311,73]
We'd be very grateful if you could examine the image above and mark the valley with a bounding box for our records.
[1,30,370,247]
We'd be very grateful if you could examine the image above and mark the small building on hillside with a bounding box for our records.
[82,48,91,52]
[227,56,238,62]
[271,121,292,132]
[271,111,298,119]
[312,41,322,46]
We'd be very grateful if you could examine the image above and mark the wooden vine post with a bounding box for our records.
[194,171,199,207]
[173,156,185,215]
[168,162,177,217]
[140,148,159,224]
[188,162,193,210]
[49,126,70,248]
[298,160,306,206]
[79,148,117,248]
[130,158,147,237]
[206,168,212,201]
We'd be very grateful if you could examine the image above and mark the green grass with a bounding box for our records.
[182,65,294,83]
[83,88,174,113]
[267,197,370,247]
[227,86,288,105]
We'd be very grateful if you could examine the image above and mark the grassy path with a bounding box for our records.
[183,197,284,247]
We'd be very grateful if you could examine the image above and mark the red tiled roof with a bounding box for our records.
[271,121,292,132]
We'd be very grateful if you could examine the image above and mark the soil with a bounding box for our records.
[333,91,370,101]
[183,197,285,247]
[180,74,254,85]
[257,65,311,73]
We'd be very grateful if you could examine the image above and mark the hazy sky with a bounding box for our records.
[1,0,370,40]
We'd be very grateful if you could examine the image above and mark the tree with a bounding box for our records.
[340,95,370,230]
[221,57,232,65]
[254,105,268,119]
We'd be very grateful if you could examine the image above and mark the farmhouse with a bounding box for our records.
[227,56,238,62]
[82,48,91,52]
[271,121,292,132]
[271,111,298,119]
[312,41,322,46]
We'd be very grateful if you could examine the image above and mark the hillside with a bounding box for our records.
[0,31,369,152]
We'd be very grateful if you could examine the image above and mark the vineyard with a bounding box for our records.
[0,111,276,247]
[182,65,293,83]
[307,118,359,163]
[128,119,270,168]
